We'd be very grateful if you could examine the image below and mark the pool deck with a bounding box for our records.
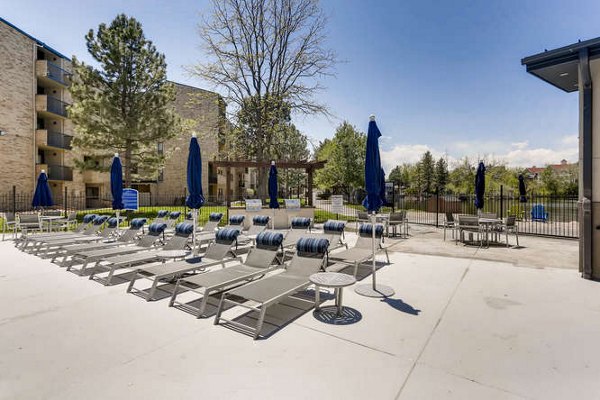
[0,231,598,400]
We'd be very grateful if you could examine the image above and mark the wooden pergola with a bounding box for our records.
[209,160,326,207]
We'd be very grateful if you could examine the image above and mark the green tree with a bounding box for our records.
[314,122,366,197]
[388,165,403,185]
[273,124,310,197]
[418,151,435,195]
[70,15,181,186]
[448,157,476,194]
[434,157,449,193]
[541,166,560,194]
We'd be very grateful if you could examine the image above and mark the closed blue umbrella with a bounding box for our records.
[269,162,279,209]
[32,170,53,208]
[475,161,486,210]
[518,174,527,203]
[355,115,394,299]
[186,133,205,255]
[362,118,384,213]
[110,154,124,234]
[379,168,386,206]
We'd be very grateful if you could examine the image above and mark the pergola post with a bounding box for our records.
[307,167,314,207]
[225,166,231,208]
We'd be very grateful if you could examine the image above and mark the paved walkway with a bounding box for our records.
[0,234,597,400]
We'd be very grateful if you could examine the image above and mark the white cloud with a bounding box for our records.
[380,138,578,172]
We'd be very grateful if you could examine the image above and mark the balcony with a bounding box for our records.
[36,130,73,150]
[36,95,69,119]
[35,164,73,181]
[36,60,71,88]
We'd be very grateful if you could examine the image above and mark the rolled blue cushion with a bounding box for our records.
[156,210,169,218]
[358,223,384,238]
[186,212,193,220]
[175,222,194,235]
[229,215,245,225]
[148,222,168,234]
[323,220,345,233]
[93,215,109,225]
[291,217,311,228]
[169,211,181,219]
[296,237,329,256]
[83,214,98,223]
[253,215,270,226]
[209,212,223,222]
[215,227,240,244]
[106,217,118,228]
[130,218,146,228]
[255,231,283,250]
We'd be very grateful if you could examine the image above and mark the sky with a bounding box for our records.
[3,0,599,172]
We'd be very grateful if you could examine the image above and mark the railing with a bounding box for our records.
[0,187,580,239]
[46,131,73,150]
[47,165,73,181]
[46,61,71,85]
[46,96,69,117]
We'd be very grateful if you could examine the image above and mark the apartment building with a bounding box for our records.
[0,18,251,207]
[0,17,82,201]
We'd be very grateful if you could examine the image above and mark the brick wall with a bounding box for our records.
[0,22,35,194]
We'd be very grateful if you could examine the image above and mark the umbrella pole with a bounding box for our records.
[193,209,198,256]
[355,212,395,298]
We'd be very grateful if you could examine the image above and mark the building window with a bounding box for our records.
[158,169,164,182]
[157,142,164,155]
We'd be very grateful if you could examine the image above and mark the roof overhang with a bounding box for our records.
[521,37,600,92]
[0,17,71,61]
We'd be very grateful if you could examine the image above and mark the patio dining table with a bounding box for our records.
[478,218,503,248]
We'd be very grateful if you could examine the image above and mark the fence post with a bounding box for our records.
[12,186,16,214]
[435,190,439,227]
[500,185,504,219]
[63,186,68,216]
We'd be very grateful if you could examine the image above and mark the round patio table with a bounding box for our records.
[310,272,356,317]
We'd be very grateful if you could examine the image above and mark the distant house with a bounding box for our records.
[526,159,578,181]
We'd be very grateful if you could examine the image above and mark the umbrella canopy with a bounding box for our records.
[362,117,384,213]
[518,174,527,203]
[268,162,279,209]
[379,168,386,207]
[110,154,124,210]
[474,161,486,210]
[186,135,205,209]
[32,170,53,208]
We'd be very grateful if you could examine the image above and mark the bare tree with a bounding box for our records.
[191,0,336,196]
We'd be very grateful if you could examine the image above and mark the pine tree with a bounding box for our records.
[434,157,449,193]
[418,151,435,195]
[69,14,181,187]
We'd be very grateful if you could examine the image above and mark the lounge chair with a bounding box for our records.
[313,220,347,251]
[327,223,389,277]
[1,212,17,240]
[51,218,147,265]
[36,216,116,257]
[195,214,245,247]
[67,222,168,275]
[19,214,98,250]
[29,216,110,255]
[154,210,169,224]
[167,231,283,315]
[214,236,330,339]
[128,228,243,301]
[238,215,270,246]
[88,222,195,285]
[282,217,311,250]
[443,212,456,241]
[531,204,548,222]
[388,211,409,238]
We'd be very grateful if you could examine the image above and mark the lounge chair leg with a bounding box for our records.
[214,294,227,325]
[197,289,211,318]
[126,273,138,293]
[353,262,359,277]
[147,278,159,301]
[515,232,519,247]
[385,249,390,264]
[168,281,181,307]
[254,306,268,340]
[104,268,115,286]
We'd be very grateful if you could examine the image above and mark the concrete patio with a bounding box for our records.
[0,231,598,400]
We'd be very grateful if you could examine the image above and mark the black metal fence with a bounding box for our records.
[0,186,580,238]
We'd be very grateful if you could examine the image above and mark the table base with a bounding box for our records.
[355,284,395,298]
